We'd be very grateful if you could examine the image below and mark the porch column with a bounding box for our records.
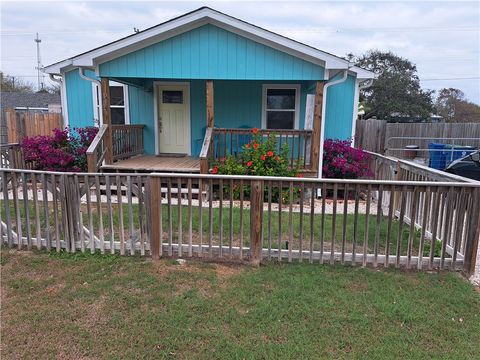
[101,77,113,165]
[311,81,324,175]
[206,80,214,127]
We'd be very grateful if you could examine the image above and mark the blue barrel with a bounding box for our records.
[428,143,448,169]
[450,145,476,162]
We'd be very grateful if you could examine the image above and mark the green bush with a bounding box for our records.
[210,129,302,202]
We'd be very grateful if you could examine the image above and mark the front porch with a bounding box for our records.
[102,155,200,173]
[86,79,324,175]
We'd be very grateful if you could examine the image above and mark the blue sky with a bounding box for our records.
[1,0,479,104]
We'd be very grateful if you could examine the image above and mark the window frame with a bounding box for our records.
[261,84,301,130]
[92,80,130,126]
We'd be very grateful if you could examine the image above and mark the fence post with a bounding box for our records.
[250,180,263,266]
[148,176,162,260]
[464,188,480,276]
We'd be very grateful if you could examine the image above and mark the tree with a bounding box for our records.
[435,88,480,123]
[0,71,35,93]
[352,50,434,120]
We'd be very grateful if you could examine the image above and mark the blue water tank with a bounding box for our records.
[450,145,476,163]
[428,143,448,170]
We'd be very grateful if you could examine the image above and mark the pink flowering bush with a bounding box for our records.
[21,127,98,172]
[322,139,372,179]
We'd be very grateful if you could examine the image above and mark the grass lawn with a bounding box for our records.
[1,248,478,359]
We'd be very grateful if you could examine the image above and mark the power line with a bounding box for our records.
[420,77,480,81]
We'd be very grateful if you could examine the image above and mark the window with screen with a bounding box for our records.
[264,87,298,129]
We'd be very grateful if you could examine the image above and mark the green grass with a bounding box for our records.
[2,199,439,257]
[1,248,478,359]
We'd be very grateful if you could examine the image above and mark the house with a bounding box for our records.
[44,7,374,175]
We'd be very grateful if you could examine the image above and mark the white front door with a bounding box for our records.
[157,84,190,154]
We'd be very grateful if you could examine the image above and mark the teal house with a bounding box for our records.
[44,7,374,176]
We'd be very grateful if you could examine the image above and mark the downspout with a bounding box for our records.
[79,67,101,87]
[317,69,349,181]
[78,67,102,126]
[49,73,69,127]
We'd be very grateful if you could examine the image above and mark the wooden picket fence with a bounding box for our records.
[1,168,479,275]
[5,109,63,143]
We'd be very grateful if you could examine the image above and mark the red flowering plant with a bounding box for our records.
[210,128,302,202]
[211,128,300,177]
[21,127,98,172]
[322,139,372,179]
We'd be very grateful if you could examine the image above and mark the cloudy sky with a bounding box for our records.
[1,0,479,103]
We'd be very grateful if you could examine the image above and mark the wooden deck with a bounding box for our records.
[101,155,200,173]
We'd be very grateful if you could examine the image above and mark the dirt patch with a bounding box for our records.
[213,263,243,280]
[347,282,369,293]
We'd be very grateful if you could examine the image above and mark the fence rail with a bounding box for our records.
[1,168,478,275]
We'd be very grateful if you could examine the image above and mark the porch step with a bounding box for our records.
[96,184,207,201]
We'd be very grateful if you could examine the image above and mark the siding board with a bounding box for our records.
[99,24,325,80]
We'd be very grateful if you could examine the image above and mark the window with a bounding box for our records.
[92,81,129,125]
[109,84,128,124]
[262,85,300,129]
[162,90,183,104]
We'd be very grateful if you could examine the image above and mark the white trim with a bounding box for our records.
[153,85,159,155]
[351,78,361,146]
[91,83,102,126]
[92,81,130,126]
[153,81,191,155]
[261,84,301,130]
[60,72,69,127]
[44,8,374,79]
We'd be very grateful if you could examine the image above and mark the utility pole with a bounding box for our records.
[34,32,44,91]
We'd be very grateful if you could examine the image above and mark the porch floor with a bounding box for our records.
[101,155,200,173]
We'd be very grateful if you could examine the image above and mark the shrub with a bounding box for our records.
[210,129,301,202]
[21,127,98,172]
[322,139,372,179]
[211,128,301,178]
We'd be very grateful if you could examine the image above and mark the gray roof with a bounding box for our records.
[0,92,61,111]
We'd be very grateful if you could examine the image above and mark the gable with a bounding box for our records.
[99,24,325,80]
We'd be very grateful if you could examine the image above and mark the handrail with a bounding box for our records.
[86,124,108,173]
[213,128,313,135]
[199,127,214,174]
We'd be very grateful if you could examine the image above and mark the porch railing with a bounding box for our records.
[86,124,109,173]
[199,127,313,174]
[112,124,145,161]
[86,124,145,172]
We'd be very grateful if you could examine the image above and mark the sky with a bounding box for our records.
[1,0,479,104]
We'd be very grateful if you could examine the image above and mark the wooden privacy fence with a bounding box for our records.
[1,168,479,275]
[5,109,63,143]
[355,119,480,154]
